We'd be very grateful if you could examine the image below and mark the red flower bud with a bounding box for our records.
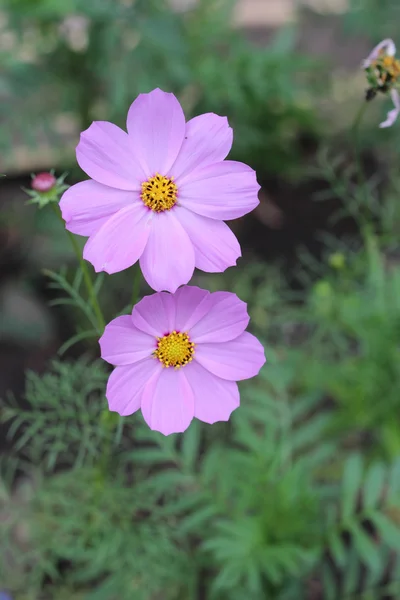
[31,172,57,193]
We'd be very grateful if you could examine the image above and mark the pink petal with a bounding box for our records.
[141,367,195,435]
[107,358,161,416]
[362,38,396,68]
[76,121,146,190]
[139,211,195,292]
[60,180,135,236]
[189,291,249,343]
[195,332,266,380]
[126,88,186,176]
[380,89,400,128]
[170,113,233,182]
[132,292,177,337]
[173,286,211,332]
[184,361,239,424]
[83,204,151,274]
[99,315,155,366]
[176,206,241,272]
[178,160,260,220]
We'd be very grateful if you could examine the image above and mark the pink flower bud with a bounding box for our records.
[31,172,57,192]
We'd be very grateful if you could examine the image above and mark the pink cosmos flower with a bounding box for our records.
[99,286,266,435]
[60,88,260,292]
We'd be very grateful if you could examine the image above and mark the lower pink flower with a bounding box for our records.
[99,286,266,435]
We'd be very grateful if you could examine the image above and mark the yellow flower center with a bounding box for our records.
[141,173,178,212]
[374,52,400,82]
[154,331,195,369]
[382,56,400,76]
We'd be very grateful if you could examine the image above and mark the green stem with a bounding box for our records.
[52,201,112,481]
[131,263,142,307]
[51,203,105,333]
[352,101,368,137]
[351,101,369,211]
[351,101,374,241]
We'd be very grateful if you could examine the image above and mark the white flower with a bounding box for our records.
[362,39,396,69]
[362,39,400,128]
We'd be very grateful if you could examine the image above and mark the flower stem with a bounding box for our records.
[131,263,142,307]
[352,101,368,137]
[351,101,369,207]
[351,101,375,244]
[51,203,105,333]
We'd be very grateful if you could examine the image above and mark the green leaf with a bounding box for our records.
[131,448,175,465]
[259,550,283,585]
[58,328,98,355]
[290,392,322,421]
[328,531,347,567]
[341,454,363,522]
[179,505,217,535]
[44,269,99,331]
[388,458,400,501]
[348,523,381,573]
[291,413,331,452]
[363,462,386,510]
[342,548,361,596]
[212,562,242,592]
[322,563,338,600]
[370,512,400,550]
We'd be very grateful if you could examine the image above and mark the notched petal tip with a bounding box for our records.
[127,87,186,177]
[139,211,195,293]
[178,160,261,221]
[79,125,91,139]
[141,368,195,435]
[149,87,171,95]
[195,331,265,381]
[148,422,189,436]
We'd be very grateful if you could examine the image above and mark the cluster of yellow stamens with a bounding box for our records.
[154,331,195,369]
[141,173,178,212]
[374,52,400,85]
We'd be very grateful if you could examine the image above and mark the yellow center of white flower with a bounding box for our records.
[375,52,400,82]
[141,173,178,212]
[154,331,195,369]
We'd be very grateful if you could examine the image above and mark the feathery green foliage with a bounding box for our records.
[1,1,400,599]
[1,311,400,600]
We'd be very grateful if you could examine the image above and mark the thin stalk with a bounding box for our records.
[52,201,111,481]
[51,203,105,333]
[131,263,142,307]
[351,101,373,239]
[351,102,370,205]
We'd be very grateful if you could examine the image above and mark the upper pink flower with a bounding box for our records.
[60,88,260,292]
[99,286,266,435]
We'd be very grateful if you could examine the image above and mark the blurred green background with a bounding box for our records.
[2,0,400,599]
